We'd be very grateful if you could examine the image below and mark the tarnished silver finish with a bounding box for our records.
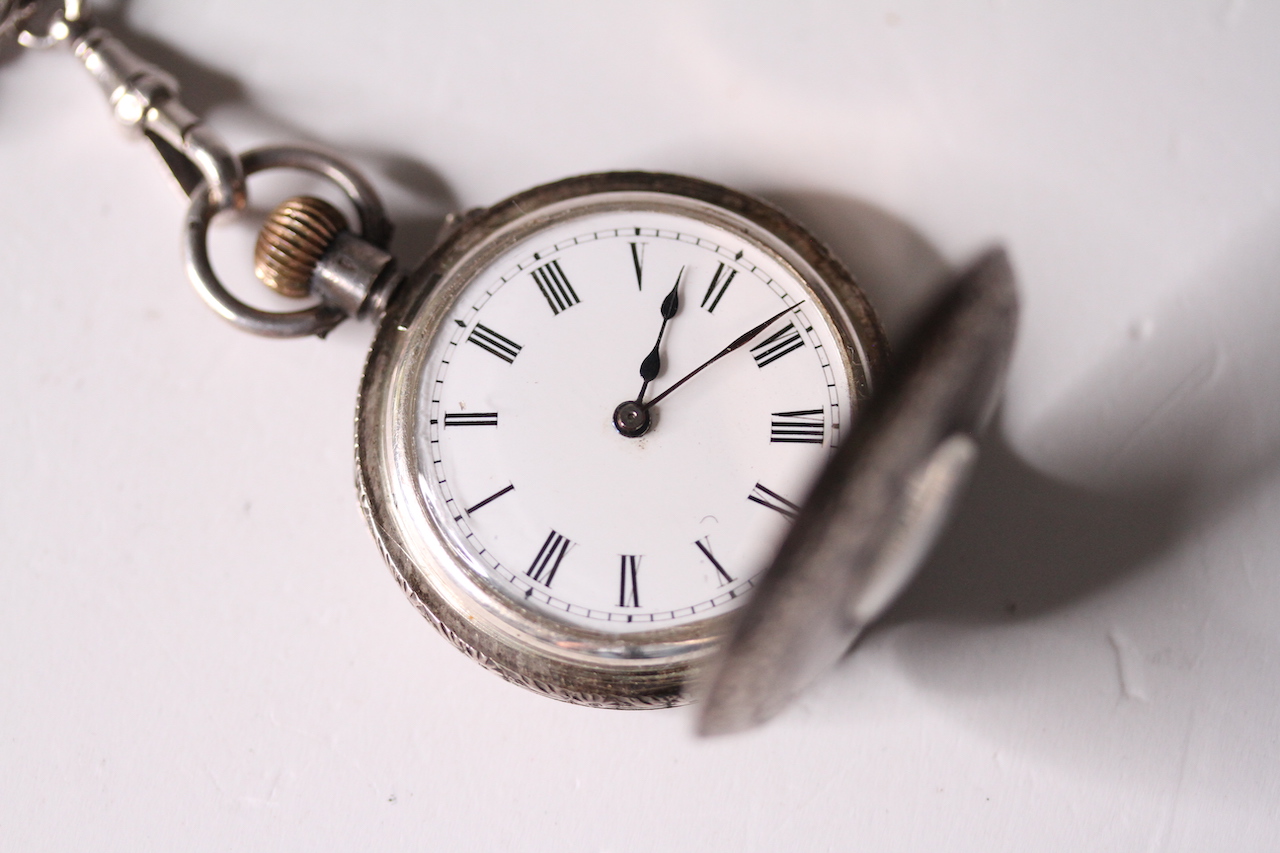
[14,3,400,337]
[71,25,245,210]
[697,248,1018,735]
[433,207,488,249]
[10,0,76,49]
[311,229,400,319]
[19,2,246,210]
[0,0,39,44]
[356,172,888,708]
[185,145,396,338]
[255,196,348,297]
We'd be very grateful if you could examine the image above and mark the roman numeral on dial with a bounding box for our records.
[629,242,645,289]
[467,323,522,363]
[531,259,580,314]
[695,537,734,585]
[619,555,640,607]
[748,482,800,519]
[443,412,498,427]
[701,262,737,313]
[770,408,824,444]
[750,321,804,368]
[528,530,572,586]
[464,484,514,515]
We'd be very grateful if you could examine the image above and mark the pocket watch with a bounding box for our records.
[5,0,1016,733]
[356,171,887,711]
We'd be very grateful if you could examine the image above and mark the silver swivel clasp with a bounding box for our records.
[12,0,245,211]
[7,0,405,338]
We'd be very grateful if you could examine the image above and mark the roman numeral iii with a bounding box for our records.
[531,259,580,314]
[467,323,523,363]
[700,262,737,313]
[619,555,640,607]
[444,412,498,427]
[748,482,800,519]
[750,322,804,368]
[528,530,572,587]
[770,408,823,444]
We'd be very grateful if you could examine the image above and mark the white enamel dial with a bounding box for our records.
[414,206,859,633]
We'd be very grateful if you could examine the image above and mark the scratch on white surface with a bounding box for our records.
[1147,713,1197,853]
[1108,630,1150,703]
[239,768,286,809]
[1129,317,1155,342]
[1109,346,1223,464]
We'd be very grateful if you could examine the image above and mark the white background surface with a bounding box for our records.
[3,2,1279,850]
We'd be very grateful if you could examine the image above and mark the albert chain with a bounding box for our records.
[2,0,403,337]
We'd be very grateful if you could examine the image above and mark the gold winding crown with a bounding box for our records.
[253,196,348,298]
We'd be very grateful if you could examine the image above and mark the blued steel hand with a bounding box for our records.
[644,302,803,408]
[635,268,683,405]
[613,300,803,438]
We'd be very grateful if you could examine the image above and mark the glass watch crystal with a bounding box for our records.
[356,173,887,707]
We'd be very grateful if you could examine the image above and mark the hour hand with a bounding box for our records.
[635,268,683,405]
[613,268,682,437]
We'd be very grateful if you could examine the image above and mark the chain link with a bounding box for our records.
[8,0,400,338]
[6,0,80,49]
[0,0,37,44]
[11,0,246,211]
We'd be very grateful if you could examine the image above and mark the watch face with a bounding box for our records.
[357,173,883,705]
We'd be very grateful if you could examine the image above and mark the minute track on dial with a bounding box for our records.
[425,219,837,629]
[368,173,879,713]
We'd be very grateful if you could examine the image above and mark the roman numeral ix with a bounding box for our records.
[701,262,737,313]
[528,530,572,586]
[443,412,498,427]
[770,408,824,444]
[619,555,640,607]
[531,259,580,315]
[467,323,523,363]
[695,537,734,585]
[748,482,800,519]
[749,321,804,368]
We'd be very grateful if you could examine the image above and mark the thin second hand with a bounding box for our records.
[645,301,804,409]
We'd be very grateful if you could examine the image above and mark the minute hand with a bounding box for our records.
[645,302,804,409]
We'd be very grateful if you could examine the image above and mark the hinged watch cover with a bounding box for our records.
[699,248,1017,734]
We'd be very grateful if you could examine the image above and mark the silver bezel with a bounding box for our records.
[355,172,888,708]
